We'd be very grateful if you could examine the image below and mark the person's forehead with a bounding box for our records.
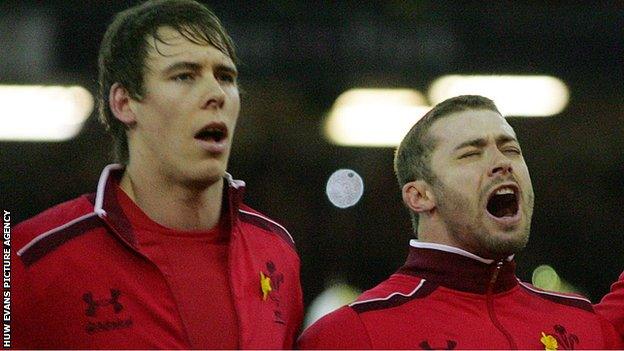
[144,26,233,66]
[430,109,517,147]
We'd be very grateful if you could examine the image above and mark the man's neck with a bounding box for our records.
[119,165,224,231]
[417,219,510,261]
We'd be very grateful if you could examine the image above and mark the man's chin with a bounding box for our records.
[484,230,530,257]
[177,163,227,188]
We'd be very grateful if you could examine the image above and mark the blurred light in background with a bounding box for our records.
[0,10,56,80]
[0,85,94,141]
[304,281,361,329]
[324,88,430,147]
[532,264,560,291]
[428,75,569,117]
[532,264,582,294]
[326,169,364,208]
[324,76,570,147]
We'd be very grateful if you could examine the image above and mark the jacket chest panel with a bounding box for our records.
[361,291,599,350]
[26,250,190,348]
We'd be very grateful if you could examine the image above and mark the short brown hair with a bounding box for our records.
[97,0,237,164]
[394,95,501,231]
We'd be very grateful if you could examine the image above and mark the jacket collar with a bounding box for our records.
[92,164,246,247]
[397,240,518,294]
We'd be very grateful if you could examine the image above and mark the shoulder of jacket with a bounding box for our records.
[297,305,372,349]
[237,205,296,252]
[518,281,594,313]
[349,274,436,314]
[15,194,102,266]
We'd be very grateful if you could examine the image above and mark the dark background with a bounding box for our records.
[1,1,622,306]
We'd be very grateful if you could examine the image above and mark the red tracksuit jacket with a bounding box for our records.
[13,164,303,349]
[596,271,624,342]
[298,241,622,350]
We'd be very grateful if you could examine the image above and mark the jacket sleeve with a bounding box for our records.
[595,271,624,347]
[296,306,372,349]
[598,315,624,349]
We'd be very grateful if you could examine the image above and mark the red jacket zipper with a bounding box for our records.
[487,260,517,349]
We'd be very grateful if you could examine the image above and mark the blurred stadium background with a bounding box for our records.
[1,1,622,322]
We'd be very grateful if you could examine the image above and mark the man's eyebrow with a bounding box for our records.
[495,135,518,146]
[161,61,238,76]
[454,138,487,151]
[453,135,518,151]
[214,63,238,76]
[162,61,202,75]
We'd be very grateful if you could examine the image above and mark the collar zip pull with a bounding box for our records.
[489,260,504,287]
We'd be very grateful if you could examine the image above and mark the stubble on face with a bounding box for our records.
[431,177,532,258]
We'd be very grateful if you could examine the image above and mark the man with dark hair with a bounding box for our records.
[297,95,621,349]
[13,0,303,349]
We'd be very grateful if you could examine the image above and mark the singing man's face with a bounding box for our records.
[427,109,535,258]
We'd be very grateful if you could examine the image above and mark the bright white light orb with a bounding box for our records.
[326,169,364,208]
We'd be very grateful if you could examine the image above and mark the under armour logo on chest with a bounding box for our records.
[420,340,457,350]
[82,289,124,317]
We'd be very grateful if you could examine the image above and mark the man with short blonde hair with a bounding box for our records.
[298,95,621,349]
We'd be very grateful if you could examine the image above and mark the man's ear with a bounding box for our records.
[109,83,137,126]
[402,180,436,213]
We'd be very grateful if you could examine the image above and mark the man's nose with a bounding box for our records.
[488,151,513,177]
[201,76,226,109]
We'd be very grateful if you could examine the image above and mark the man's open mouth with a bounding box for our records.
[194,122,228,143]
[486,185,519,218]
